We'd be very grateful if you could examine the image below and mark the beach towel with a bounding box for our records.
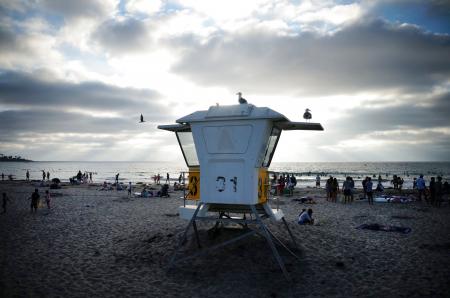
[374,195,413,203]
[356,223,411,234]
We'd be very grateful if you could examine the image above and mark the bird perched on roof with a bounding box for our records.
[139,114,145,123]
[237,92,247,104]
[303,109,312,121]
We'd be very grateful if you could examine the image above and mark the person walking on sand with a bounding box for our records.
[128,181,132,197]
[2,193,10,214]
[45,190,51,209]
[30,188,40,213]
[26,170,30,181]
[416,175,426,202]
[366,177,374,205]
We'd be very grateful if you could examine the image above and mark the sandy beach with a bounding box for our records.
[1,181,449,298]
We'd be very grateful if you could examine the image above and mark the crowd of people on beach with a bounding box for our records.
[271,173,297,196]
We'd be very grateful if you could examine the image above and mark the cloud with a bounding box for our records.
[171,18,450,95]
[91,17,153,54]
[286,91,450,161]
[0,70,181,160]
[126,0,162,15]
[0,23,62,71]
[0,70,166,116]
[38,0,117,21]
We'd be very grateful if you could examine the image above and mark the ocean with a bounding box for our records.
[1,161,449,189]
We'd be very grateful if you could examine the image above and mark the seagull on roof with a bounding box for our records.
[303,109,312,121]
[139,114,145,123]
[237,92,247,104]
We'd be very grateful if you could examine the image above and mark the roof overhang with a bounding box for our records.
[275,121,324,131]
[157,124,191,132]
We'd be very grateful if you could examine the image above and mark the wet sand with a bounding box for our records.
[1,181,449,297]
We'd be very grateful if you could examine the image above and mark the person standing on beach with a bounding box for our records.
[366,177,374,205]
[26,170,30,181]
[349,177,355,202]
[316,175,320,188]
[435,176,443,207]
[166,173,170,185]
[45,190,51,209]
[30,189,40,213]
[2,193,10,214]
[89,172,93,183]
[342,177,352,204]
[416,175,426,202]
[42,170,46,181]
[1,173,4,181]
[362,177,368,199]
[46,171,50,181]
[115,173,119,184]
[429,177,436,206]
[331,178,339,203]
[325,176,332,201]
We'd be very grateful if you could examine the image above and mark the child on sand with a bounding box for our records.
[2,193,10,214]
[45,190,51,209]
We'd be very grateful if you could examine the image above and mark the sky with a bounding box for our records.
[0,0,449,162]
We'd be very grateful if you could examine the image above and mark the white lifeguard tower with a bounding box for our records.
[158,98,323,280]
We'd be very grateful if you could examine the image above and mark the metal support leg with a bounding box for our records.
[264,227,300,260]
[192,220,201,248]
[282,217,298,249]
[168,203,204,269]
[250,205,291,281]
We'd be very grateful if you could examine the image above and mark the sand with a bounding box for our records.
[1,181,449,297]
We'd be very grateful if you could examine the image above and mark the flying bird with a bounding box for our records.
[139,114,145,123]
[237,92,247,104]
[303,109,312,121]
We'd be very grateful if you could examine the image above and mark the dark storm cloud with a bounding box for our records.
[301,91,450,160]
[171,19,450,95]
[92,18,152,54]
[0,71,166,116]
[0,110,141,134]
[328,92,450,135]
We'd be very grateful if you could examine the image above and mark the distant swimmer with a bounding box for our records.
[237,92,247,104]
[139,114,145,123]
[303,109,312,121]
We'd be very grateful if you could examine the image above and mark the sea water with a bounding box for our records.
[0,161,449,189]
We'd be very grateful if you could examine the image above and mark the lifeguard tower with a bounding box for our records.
[158,97,323,280]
